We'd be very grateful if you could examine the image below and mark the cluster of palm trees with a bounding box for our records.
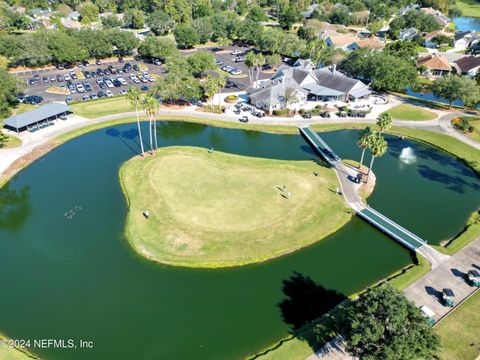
[357,112,393,181]
[126,87,160,157]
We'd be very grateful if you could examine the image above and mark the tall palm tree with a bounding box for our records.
[216,74,227,106]
[142,96,159,154]
[245,51,255,86]
[357,126,375,169]
[127,87,145,156]
[367,135,388,181]
[253,53,265,88]
[377,112,393,134]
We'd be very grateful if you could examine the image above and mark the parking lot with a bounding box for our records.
[14,45,275,106]
[16,58,164,103]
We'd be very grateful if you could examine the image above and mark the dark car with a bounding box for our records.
[118,57,124,63]
[25,95,43,105]
[96,68,104,76]
[302,112,312,119]
[112,79,122,87]
[103,68,111,75]
[64,63,74,69]
[42,77,49,83]
[56,74,64,82]
[225,81,236,88]
[70,73,78,80]
[133,54,141,61]
[55,63,64,70]
[140,85,149,91]
[83,70,91,78]
[110,68,117,74]
[98,90,106,98]
[28,79,36,85]
[124,63,132,69]
[133,64,140,71]
[83,82,92,91]
[96,59,102,65]
[239,116,249,123]
[82,60,90,67]
[33,74,41,81]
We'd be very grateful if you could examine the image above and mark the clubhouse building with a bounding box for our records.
[248,59,371,114]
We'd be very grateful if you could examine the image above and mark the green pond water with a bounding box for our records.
[0,122,478,360]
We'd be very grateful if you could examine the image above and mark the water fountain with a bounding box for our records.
[399,147,417,164]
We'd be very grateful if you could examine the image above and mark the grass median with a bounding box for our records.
[120,146,350,268]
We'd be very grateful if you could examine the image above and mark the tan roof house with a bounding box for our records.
[417,54,451,76]
[325,34,360,50]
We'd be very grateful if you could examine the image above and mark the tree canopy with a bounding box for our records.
[341,285,440,359]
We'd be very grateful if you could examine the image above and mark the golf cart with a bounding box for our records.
[468,270,480,287]
[420,306,436,326]
[442,288,455,307]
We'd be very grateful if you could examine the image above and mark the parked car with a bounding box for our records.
[302,112,312,119]
[133,64,140,71]
[239,116,249,123]
[56,63,64,70]
[106,90,113,97]
[98,90,106,98]
[118,57,124,63]
[33,74,41,81]
[65,96,73,103]
[76,84,85,93]
[96,68,104,76]
[28,79,35,85]
[42,77,49,83]
[83,82,92,91]
[141,85,149,91]
[82,60,90,67]
[83,70,91,78]
[104,79,114,88]
[231,69,242,75]
[153,58,162,65]
[82,95,90,101]
[90,92,98,100]
[24,95,43,105]
[69,71,77,79]
[96,59,101,65]
[50,75,56,82]
[120,89,127,95]
[468,270,480,286]
[231,50,241,55]
[56,74,64,82]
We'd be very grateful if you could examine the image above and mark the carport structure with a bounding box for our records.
[3,103,71,133]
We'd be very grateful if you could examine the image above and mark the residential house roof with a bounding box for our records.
[420,7,450,26]
[353,37,385,49]
[454,31,472,41]
[326,34,359,47]
[455,56,480,73]
[424,30,448,41]
[417,54,452,71]
[419,51,466,64]
[399,28,419,40]
[293,59,315,71]
[67,11,80,19]
[301,4,320,18]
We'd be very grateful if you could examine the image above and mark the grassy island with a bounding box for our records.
[119,146,350,267]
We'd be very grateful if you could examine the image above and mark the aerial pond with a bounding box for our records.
[0,122,478,359]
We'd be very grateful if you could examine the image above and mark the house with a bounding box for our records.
[399,28,419,41]
[419,51,467,65]
[417,54,452,76]
[61,18,82,29]
[420,7,450,28]
[348,37,385,50]
[352,10,370,25]
[248,61,371,114]
[454,56,480,77]
[424,30,451,48]
[325,34,360,50]
[454,31,480,50]
[301,4,320,19]
[399,4,419,15]
[67,11,81,20]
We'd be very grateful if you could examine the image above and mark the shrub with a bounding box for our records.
[273,108,290,116]
[452,117,474,133]
[225,95,238,103]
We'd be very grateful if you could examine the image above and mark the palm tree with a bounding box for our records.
[216,74,227,106]
[377,112,393,134]
[245,51,255,86]
[143,95,159,154]
[367,135,388,181]
[127,87,145,156]
[357,127,375,169]
[253,53,265,88]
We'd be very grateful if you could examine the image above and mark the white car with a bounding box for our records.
[106,90,113,97]
[231,50,241,55]
[131,76,140,84]
[231,69,242,75]
[76,84,85,93]
[117,77,128,86]
[64,74,71,81]
[105,80,114,88]
[120,89,127,95]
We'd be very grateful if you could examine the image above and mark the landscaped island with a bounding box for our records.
[120,146,350,267]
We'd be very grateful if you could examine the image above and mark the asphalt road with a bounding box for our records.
[13,45,277,104]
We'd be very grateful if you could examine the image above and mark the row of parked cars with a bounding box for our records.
[233,103,265,118]
[216,59,243,76]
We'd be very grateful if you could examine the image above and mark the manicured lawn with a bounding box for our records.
[387,104,437,121]
[469,118,480,143]
[456,0,480,17]
[0,333,37,359]
[71,96,135,118]
[120,146,350,267]
[0,125,21,149]
[436,290,480,360]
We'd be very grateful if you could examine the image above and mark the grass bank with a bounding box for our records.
[0,333,38,359]
[387,104,437,121]
[433,210,480,255]
[70,96,134,118]
[120,146,351,268]
[435,289,480,360]
[456,0,480,17]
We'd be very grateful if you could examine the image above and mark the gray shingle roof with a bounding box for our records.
[4,103,71,129]
[312,68,363,93]
[455,56,480,72]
